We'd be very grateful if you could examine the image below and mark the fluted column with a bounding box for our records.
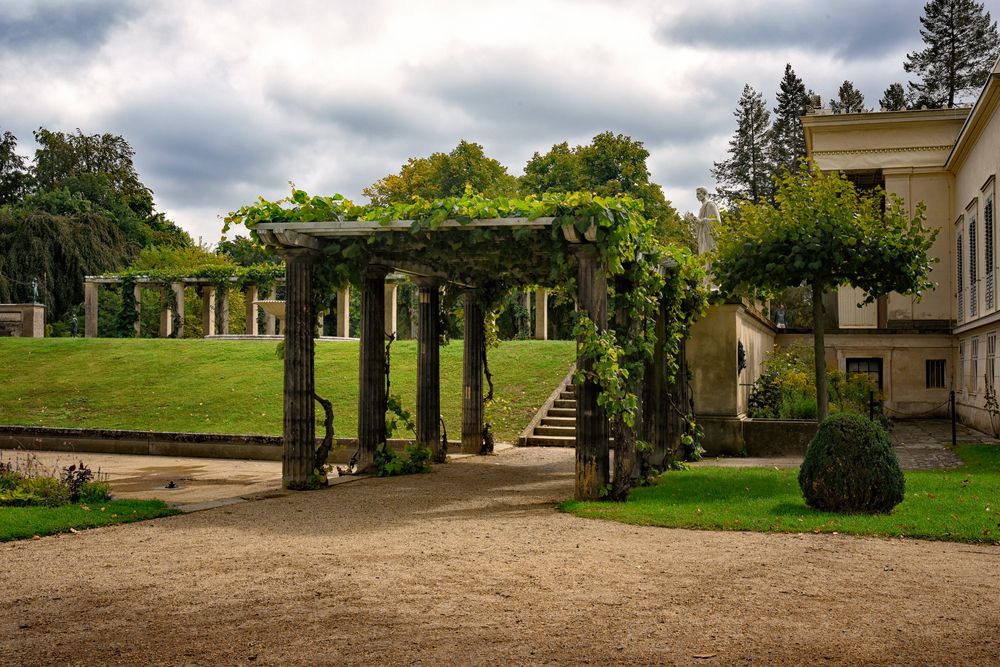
[245,284,259,336]
[417,280,443,462]
[282,249,319,488]
[534,287,548,340]
[133,284,143,337]
[384,283,398,337]
[202,287,216,337]
[217,287,230,335]
[171,282,185,338]
[84,282,98,337]
[335,287,350,337]
[357,266,389,471]
[265,286,277,335]
[461,290,484,454]
[158,286,172,337]
[575,245,609,500]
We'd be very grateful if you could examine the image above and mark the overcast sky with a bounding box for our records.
[3,0,999,243]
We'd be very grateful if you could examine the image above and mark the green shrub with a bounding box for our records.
[78,481,112,503]
[798,413,904,514]
[21,476,71,507]
[781,392,817,420]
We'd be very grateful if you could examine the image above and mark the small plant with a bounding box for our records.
[373,442,432,477]
[61,461,94,501]
[798,413,904,514]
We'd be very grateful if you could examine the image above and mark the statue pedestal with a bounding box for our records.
[0,304,46,338]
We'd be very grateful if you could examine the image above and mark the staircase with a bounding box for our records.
[519,368,577,447]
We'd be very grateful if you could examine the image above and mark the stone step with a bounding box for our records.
[558,391,575,400]
[535,425,576,437]
[541,416,575,427]
[548,407,576,418]
[524,435,576,447]
[553,399,577,409]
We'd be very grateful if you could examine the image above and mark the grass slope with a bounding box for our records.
[562,445,1000,544]
[0,338,574,442]
[0,499,181,542]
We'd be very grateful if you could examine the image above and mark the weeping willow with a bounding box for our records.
[0,209,135,320]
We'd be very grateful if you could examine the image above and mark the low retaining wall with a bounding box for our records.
[743,419,817,457]
[0,426,445,463]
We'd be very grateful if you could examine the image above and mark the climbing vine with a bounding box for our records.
[226,185,708,497]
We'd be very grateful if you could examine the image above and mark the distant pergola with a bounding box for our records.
[257,216,680,499]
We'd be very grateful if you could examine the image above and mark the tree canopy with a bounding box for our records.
[521,132,685,244]
[713,161,937,420]
[769,64,811,177]
[712,84,772,207]
[830,81,868,114]
[363,140,516,205]
[904,0,1000,108]
[880,83,908,111]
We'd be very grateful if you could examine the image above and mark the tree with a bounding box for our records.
[769,64,811,177]
[830,81,868,113]
[712,161,937,421]
[0,131,31,205]
[712,84,772,207]
[364,140,516,205]
[217,235,280,266]
[880,83,909,111]
[904,0,1000,108]
[521,131,685,243]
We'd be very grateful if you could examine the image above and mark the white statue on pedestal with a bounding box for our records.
[694,187,721,256]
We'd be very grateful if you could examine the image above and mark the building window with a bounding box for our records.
[926,360,947,389]
[970,214,978,317]
[971,337,980,394]
[846,357,883,390]
[989,332,997,388]
[987,199,995,309]
[959,341,966,393]
[957,231,964,322]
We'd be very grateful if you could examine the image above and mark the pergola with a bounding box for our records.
[257,216,681,499]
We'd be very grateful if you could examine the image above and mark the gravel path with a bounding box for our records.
[2,447,999,666]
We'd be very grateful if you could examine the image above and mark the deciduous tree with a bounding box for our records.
[905,0,1000,108]
[0,130,31,205]
[713,161,936,420]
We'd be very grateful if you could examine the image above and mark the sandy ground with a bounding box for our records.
[2,446,999,666]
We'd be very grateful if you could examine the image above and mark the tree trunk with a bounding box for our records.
[812,282,829,422]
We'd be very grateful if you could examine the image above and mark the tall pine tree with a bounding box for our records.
[712,84,772,207]
[830,81,868,113]
[769,64,811,177]
[904,0,1000,108]
[880,83,909,110]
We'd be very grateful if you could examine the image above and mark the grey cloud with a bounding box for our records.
[657,1,918,61]
[0,0,141,53]
[106,96,290,206]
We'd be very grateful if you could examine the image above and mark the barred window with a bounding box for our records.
[846,357,883,390]
[971,337,980,394]
[926,359,946,389]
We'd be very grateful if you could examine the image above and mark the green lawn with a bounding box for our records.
[562,445,1000,544]
[0,338,574,442]
[0,499,181,542]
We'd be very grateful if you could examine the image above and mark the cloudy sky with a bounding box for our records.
[3,0,999,243]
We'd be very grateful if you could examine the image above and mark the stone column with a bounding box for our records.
[641,295,670,469]
[336,286,350,338]
[575,245,609,500]
[202,286,217,337]
[84,282,98,337]
[357,266,389,471]
[217,287,230,335]
[281,249,319,488]
[245,284,259,336]
[534,288,548,340]
[171,282,185,338]
[133,283,143,337]
[461,290,484,454]
[384,283,398,337]
[158,286,173,338]
[265,286,277,335]
[417,280,443,462]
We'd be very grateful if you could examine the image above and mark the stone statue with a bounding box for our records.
[694,187,721,255]
[31,278,38,303]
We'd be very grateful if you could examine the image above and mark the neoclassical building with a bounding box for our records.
[801,57,1000,432]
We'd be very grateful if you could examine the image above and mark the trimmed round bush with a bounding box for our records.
[798,413,904,514]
